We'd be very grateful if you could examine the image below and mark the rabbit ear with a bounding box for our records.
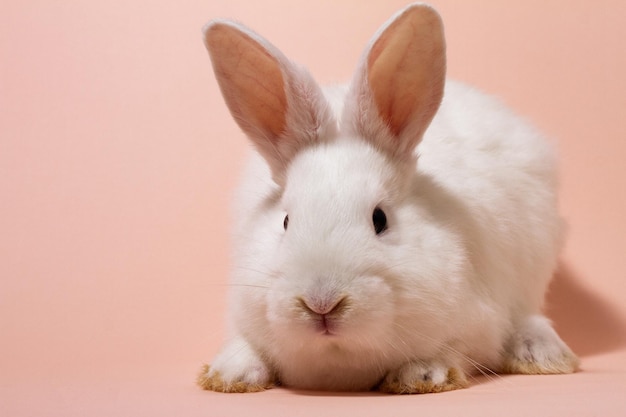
[344,4,446,161]
[203,21,334,185]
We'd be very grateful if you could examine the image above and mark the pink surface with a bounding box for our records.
[1,0,625,415]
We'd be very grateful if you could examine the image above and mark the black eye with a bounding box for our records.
[283,214,289,231]
[372,207,387,235]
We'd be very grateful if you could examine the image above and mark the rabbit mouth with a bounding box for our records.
[295,295,349,336]
[313,314,340,336]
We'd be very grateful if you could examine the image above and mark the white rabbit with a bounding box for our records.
[198,3,579,394]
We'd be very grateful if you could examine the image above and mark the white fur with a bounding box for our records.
[202,3,577,392]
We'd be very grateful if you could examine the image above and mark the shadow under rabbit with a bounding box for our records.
[545,262,626,357]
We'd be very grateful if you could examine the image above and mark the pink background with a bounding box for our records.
[1,0,625,415]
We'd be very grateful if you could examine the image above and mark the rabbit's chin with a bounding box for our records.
[270,335,392,391]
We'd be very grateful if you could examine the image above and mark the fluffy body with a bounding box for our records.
[200,3,578,393]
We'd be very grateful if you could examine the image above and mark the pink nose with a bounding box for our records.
[298,296,349,316]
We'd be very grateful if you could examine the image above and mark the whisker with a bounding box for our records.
[234,265,275,275]
[226,283,270,289]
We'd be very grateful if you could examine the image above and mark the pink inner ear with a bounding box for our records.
[367,6,445,137]
[205,24,287,140]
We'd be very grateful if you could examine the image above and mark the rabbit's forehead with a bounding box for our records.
[284,140,392,213]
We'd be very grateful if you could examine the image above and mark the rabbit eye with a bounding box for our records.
[283,214,289,231]
[372,207,388,235]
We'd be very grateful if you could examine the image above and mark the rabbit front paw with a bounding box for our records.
[380,360,468,394]
[197,340,275,393]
